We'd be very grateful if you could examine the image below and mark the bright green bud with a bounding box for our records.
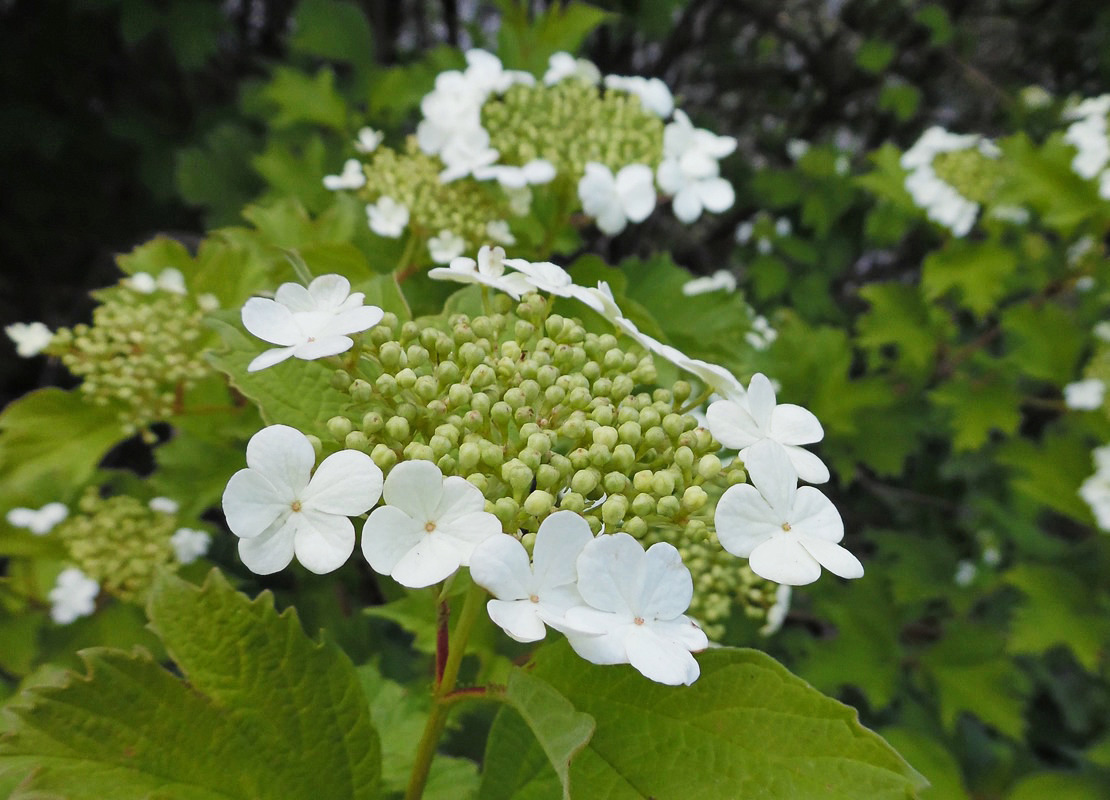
[544,385,566,405]
[698,454,722,480]
[617,421,642,447]
[726,467,748,485]
[548,453,571,477]
[503,387,526,408]
[466,473,489,493]
[436,360,461,386]
[448,383,473,409]
[639,408,661,428]
[414,375,439,401]
[544,314,565,338]
[494,497,519,526]
[603,471,629,494]
[345,431,370,452]
[656,495,681,517]
[435,424,460,444]
[327,416,354,440]
[403,442,435,461]
[520,379,541,403]
[518,447,542,471]
[400,321,420,343]
[651,471,676,496]
[592,425,619,449]
[500,340,522,360]
[469,364,495,388]
[568,386,592,410]
[527,432,551,454]
[514,406,535,425]
[406,345,430,367]
[602,494,629,527]
[471,392,491,415]
[672,380,692,403]
[429,434,453,458]
[686,519,708,541]
[559,492,586,512]
[569,448,591,470]
[582,361,601,382]
[491,401,512,425]
[514,319,535,342]
[535,464,561,489]
[682,486,708,512]
[459,442,481,472]
[625,516,648,537]
[588,442,611,467]
[633,470,654,493]
[611,443,636,471]
[394,368,416,390]
[375,373,398,396]
[644,426,667,450]
[371,443,397,470]
[571,468,599,495]
[452,322,475,345]
[590,404,615,426]
[536,364,559,388]
[520,531,536,551]
[662,413,686,439]
[379,341,403,368]
[523,490,555,517]
[631,492,655,517]
[459,341,484,367]
[674,446,695,471]
[305,435,323,460]
[481,441,504,468]
[349,379,374,403]
[331,370,350,391]
[592,377,613,397]
[395,403,418,422]
[502,459,533,492]
[559,414,587,439]
[463,410,484,431]
[384,416,410,441]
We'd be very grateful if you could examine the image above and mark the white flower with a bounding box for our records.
[1080,444,1110,531]
[6,321,53,357]
[486,220,516,245]
[222,425,383,574]
[656,110,737,223]
[49,567,99,625]
[954,560,978,587]
[760,584,792,635]
[470,510,594,642]
[900,126,997,237]
[744,315,777,351]
[197,293,220,312]
[1065,378,1106,410]
[603,75,674,117]
[149,496,179,514]
[474,159,556,189]
[367,196,410,238]
[126,268,186,295]
[6,502,67,535]
[735,220,754,244]
[438,127,500,183]
[361,460,501,588]
[640,335,748,401]
[428,246,534,299]
[1064,112,1110,179]
[126,272,158,293]
[463,48,533,96]
[417,71,485,156]
[241,274,384,372]
[775,217,793,237]
[323,158,367,191]
[1097,322,1110,343]
[503,258,577,297]
[681,270,736,296]
[428,230,467,265]
[706,372,829,483]
[577,162,656,235]
[544,52,601,86]
[786,139,810,161]
[354,127,383,154]
[171,527,212,565]
[562,532,708,685]
[714,440,863,585]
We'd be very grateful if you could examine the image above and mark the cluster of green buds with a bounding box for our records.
[57,489,179,602]
[320,292,763,631]
[482,81,665,179]
[930,147,1006,205]
[46,284,210,439]
[357,138,514,251]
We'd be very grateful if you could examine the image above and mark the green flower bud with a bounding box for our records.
[590,405,615,426]
[502,458,534,492]
[588,442,611,467]
[559,414,587,439]
[466,472,489,493]
[571,468,600,495]
[406,345,430,368]
[726,467,748,485]
[651,471,676,496]
[514,319,535,342]
[349,379,374,403]
[396,403,418,422]
[462,410,484,432]
[503,387,526,408]
[536,364,559,388]
[686,519,708,541]
[674,446,695,471]
[523,490,555,517]
[631,492,655,517]
[379,341,403,369]
[624,516,648,537]
[375,373,399,396]
[527,432,551,454]
[384,415,410,441]
[611,443,636,471]
[514,406,535,425]
[698,454,722,480]
[672,380,692,403]
[656,495,681,517]
[567,386,592,410]
[481,441,504,468]
[371,443,398,470]
[429,434,453,458]
[436,360,461,386]
[469,364,495,388]
[330,370,351,391]
[437,454,457,474]
[345,431,370,452]
[602,471,629,494]
[471,392,492,415]
[569,447,591,470]
[682,486,708,512]
[662,413,686,439]
[632,469,654,493]
[459,341,484,367]
[592,425,619,449]
[643,426,666,450]
[544,314,565,338]
[327,416,354,441]
[518,447,542,471]
[459,442,481,472]
[582,361,601,382]
[472,315,495,339]
[535,463,561,489]
[403,442,435,461]
[520,379,541,404]
[639,408,661,428]
[494,497,520,526]
[559,491,586,512]
[491,401,512,426]
[501,340,522,361]
[414,375,439,402]
[395,367,417,390]
[447,383,473,409]
[617,421,642,447]
[602,494,629,527]
[592,377,613,397]
[305,434,323,460]
[400,321,420,343]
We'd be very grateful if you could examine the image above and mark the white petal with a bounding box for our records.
[470,534,532,600]
[435,475,487,524]
[293,509,355,574]
[769,404,824,445]
[697,177,735,213]
[785,445,831,485]
[705,399,760,449]
[798,537,864,580]
[748,536,822,585]
[245,425,315,496]
[292,336,354,360]
[746,374,777,428]
[742,440,798,518]
[575,532,644,615]
[713,484,780,557]
[443,510,502,565]
[242,298,302,346]
[625,626,701,685]
[390,534,466,587]
[222,469,289,539]
[238,517,297,575]
[361,504,426,576]
[273,282,316,311]
[303,449,383,515]
[307,274,352,308]
[532,511,594,590]
[671,187,703,223]
[382,460,444,520]
[487,599,548,643]
[635,542,693,621]
[790,486,844,542]
[247,346,298,372]
[616,164,656,223]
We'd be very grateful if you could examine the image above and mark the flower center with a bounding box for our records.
[529,594,540,603]
[425,521,437,533]
[781,522,791,532]
[633,616,645,626]
[291,500,302,512]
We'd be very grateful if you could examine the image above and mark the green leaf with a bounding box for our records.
[497,2,613,75]
[878,82,922,122]
[918,622,1031,739]
[922,241,1017,317]
[0,571,381,798]
[0,389,122,504]
[291,0,374,68]
[857,39,896,73]
[857,283,948,373]
[1003,565,1110,672]
[1006,773,1109,800]
[996,426,1095,522]
[263,67,349,131]
[997,133,1104,233]
[915,5,953,45]
[481,642,926,799]
[930,373,1022,452]
[1001,303,1084,385]
[879,728,969,799]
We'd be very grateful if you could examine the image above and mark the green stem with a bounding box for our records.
[395,233,421,279]
[678,386,713,416]
[404,580,487,800]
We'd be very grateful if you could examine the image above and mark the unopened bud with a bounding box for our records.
[523,490,555,517]
[371,444,397,470]
[349,379,373,403]
[327,416,354,441]
[602,494,629,527]
[345,431,370,452]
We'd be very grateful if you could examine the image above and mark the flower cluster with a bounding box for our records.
[901,126,1001,237]
[6,502,67,535]
[1080,445,1110,532]
[324,49,736,261]
[1064,95,1110,198]
[56,489,206,601]
[47,277,212,439]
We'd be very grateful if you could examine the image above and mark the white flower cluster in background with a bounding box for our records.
[49,567,99,625]
[5,321,53,357]
[1064,95,1110,198]
[1064,378,1106,411]
[6,502,67,534]
[901,126,999,237]
[1080,445,1110,532]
